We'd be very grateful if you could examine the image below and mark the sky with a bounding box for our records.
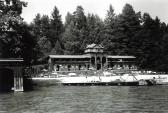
[21,0,168,24]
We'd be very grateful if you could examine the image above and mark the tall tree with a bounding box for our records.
[30,14,52,58]
[73,6,87,30]
[159,33,168,71]
[64,12,73,27]
[104,4,115,25]
[63,6,87,54]
[103,5,116,54]
[18,23,37,65]
[135,13,164,71]
[40,15,50,37]
[31,13,42,41]
[112,4,141,55]
[50,6,64,48]
[86,13,104,44]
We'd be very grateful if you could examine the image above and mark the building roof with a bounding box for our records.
[49,55,91,59]
[0,58,24,62]
[49,55,135,59]
[86,43,104,49]
[107,56,136,59]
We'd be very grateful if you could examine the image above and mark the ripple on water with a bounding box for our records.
[0,85,168,113]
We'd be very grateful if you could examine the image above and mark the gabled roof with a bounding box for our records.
[108,56,136,59]
[49,55,91,59]
[86,43,104,49]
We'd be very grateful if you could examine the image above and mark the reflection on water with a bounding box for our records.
[0,85,168,113]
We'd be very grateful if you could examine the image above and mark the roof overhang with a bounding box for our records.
[49,55,91,59]
[107,56,136,59]
[0,58,24,62]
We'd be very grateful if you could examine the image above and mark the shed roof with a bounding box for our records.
[49,55,91,59]
[0,58,24,62]
[107,56,136,59]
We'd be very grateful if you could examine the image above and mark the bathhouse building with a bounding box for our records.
[48,44,137,72]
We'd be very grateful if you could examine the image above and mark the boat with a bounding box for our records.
[132,72,168,85]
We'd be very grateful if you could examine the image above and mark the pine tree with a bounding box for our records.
[50,40,64,55]
[64,12,73,27]
[103,5,116,54]
[113,3,141,55]
[50,6,64,48]
[135,13,164,71]
[31,14,52,58]
[31,13,42,41]
[41,15,50,37]
[73,6,87,30]
[86,13,104,44]
[63,6,87,54]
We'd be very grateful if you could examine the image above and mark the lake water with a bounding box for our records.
[0,85,168,113]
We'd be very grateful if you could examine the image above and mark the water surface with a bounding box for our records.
[0,85,168,113]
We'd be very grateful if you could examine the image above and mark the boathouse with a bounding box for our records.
[0,58,24,92]
[48,44,136,72]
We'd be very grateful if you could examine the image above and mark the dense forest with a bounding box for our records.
[1,0,168,72]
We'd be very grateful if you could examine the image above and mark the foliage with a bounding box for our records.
[50,6,64,48]
[0,0,36,65]
[30,6,64,58]
[86,13,105,44]
[113,4,141,55]
[50,40,64,55]
[103,5,117,54]
[63,6,87,54]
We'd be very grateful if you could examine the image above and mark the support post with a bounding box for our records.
[14,67,23,92]
[49,58,53,72]
[14,76,23,92]
[95,56,97,70]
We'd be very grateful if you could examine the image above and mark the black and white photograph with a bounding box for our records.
[1,0,168,112]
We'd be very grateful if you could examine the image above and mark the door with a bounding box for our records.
[97,64,101,70]
[0,68,14,92]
